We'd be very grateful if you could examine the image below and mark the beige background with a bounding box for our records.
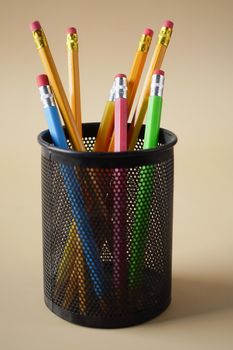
[1,0,233,348]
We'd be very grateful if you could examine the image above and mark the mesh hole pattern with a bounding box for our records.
[40,123,176,328]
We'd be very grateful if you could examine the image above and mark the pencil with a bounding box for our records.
[143,70,164,148]
[30,21,85,151]
[114,74,128,152]
[37,74,104,303]
[62,222,86,314]
[55,222,86,315]
[108,28,153,152]
[112,74,128,298]
[37,76,86,310]
[128,20,173,150]
[128,70,165,289]
[67,27,82,137]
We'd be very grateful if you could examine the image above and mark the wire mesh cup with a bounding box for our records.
[38,122,177,328]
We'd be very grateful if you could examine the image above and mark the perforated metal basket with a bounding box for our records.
[38,122,177,328]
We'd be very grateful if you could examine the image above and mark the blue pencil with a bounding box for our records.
[37,74,105,300]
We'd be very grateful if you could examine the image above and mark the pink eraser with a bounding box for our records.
[163,20,174,29]
[37,74,49,87]
[144,28,154,37]
[67,27,77,34]
[153,69,165,76]
[115,74,127,78]
[30,20,42,31]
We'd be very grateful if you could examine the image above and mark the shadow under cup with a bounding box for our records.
[38,122,177,328]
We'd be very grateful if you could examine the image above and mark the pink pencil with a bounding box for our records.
[114,74,128,152]
[113,74,128,300]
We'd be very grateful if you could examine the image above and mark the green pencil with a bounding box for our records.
[129,70,165,289]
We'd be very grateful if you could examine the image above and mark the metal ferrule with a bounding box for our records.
[38,85,56,108]
[138,34,152,53]
[66,33,78,50]
[114,77,127,99]
[158,26,172,47]
[108,81,116,101]
[150,74,164,97]
[32,29,48,49]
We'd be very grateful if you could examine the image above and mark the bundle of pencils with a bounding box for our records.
[31,19,173,312]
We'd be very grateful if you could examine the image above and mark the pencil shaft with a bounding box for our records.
[113,169,127,295]
[62,222,86,314]
[128,44,166,150]
[55,225,78,292]
[143,96,162,149]
[32,28,85,151]
[108,52,147,152]
[129,73,164,288]
[60,164,105,299]
[67,40,82,137]
[44,105,68,149]
[38,81,105,301]
[39,96,86,305]
[94,100,115,152]
[128,23,173,150]
[108,32,152,152]
[128,50,149,113]
[114,98,127,151]
[128,166,154,288]
[39,47,84,151]
[113,76,128,295]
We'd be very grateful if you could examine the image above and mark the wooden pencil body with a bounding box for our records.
[68,48,82,137]
[108,32,153,152]
[94,101,115,152]
[38,46,85,151]
[108,51,147,152]
[127,44,167,150]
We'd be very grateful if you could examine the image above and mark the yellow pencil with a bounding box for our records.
[30,20,85,151]
[108,28,153,152]
[54,222,86,314]
[62,254,86,313]
[93,80,115,152]
[128,20,174,151]
[67,27,82,137]
[62,222,86,314]
[54,225,77,295]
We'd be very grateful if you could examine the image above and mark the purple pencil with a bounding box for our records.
[113,74,128,298]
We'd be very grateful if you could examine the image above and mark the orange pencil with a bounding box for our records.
[93,80,115,152]
[128,20,174,151]
[67,27,82,137]
[30,20,85,151]
[108,28,153,152]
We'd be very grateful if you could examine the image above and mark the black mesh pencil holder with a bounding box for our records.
[38,122,177,328]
